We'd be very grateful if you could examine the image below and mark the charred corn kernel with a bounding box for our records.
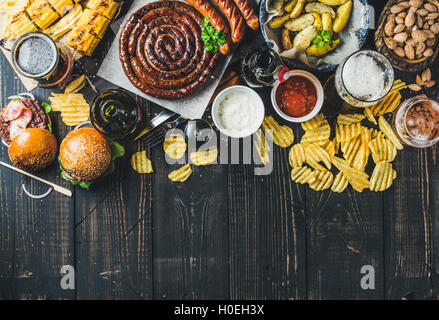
[47,0,74,16]
[7,11,37,38]
[27,0,59,30]
[77,8,110,38]
[66,27,100,56]
[86,0,120,20]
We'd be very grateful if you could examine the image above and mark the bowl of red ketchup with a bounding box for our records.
[271,70,324,123]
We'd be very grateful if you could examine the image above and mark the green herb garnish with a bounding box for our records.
[312,30,333,48]
[42,102,51,114]
[201,17,226,53]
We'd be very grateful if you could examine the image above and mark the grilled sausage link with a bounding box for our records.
[119,1,220,100]
[232,0,259,30]
[185,0,232,54]
[210,0,246,43]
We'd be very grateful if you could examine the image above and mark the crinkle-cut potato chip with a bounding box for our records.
[168,164,192,182]
[323,140,336,159]
[305,143,332,170]
[369,161,397,192]
[163,134,187,159]
[262,116,294,148]
[335,122,362,142]
[370,91,401,117]
[332,157,369,192]
[352,142,370,171]
[364,107,377,125]
[131,151,153,174]
[291,167,317,184]
[301,113,324,131]
[331,172,349,193]
[301,120,331,145]
[190,146,218,166]
[378,116,404,150]
[254,129,270,165]
[337,113,366,125]
[289,143,306,168]
[360,126,373,144]
[341,136,362,166]
[309,170,333,191]
[369,135,397,163]
[49,93,90,126]
[389,79,407,94]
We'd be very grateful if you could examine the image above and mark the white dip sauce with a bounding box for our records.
[217,91,260,136]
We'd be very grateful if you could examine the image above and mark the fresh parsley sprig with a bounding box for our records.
[312,30,333,48]
[201,17,226,53]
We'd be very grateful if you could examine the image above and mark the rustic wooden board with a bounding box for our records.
[1,0,439,300]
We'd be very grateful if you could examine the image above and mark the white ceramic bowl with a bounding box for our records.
[271,70,324,123]
[212,85,265,138]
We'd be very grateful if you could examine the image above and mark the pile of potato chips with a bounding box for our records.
[49,93,90,126]
[130,134,218,183]
[256,80,407,193]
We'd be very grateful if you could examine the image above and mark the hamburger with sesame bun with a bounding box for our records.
[8,128,57,172]
[59,128,125,189]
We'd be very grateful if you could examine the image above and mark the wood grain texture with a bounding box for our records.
[0,54,75,300]
[228,89,307,300]
[152,143,230,299]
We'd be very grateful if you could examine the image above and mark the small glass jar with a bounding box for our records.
[335,50,394,108]
[90,89,143,140]
[393,97,439,148]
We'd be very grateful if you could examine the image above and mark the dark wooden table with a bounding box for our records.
[0,1,438,300]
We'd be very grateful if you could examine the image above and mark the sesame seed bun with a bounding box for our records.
[8,128,58,172]
[60,128,111,181]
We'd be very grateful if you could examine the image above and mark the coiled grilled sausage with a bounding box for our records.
[119,1,221,100]
[210,0,246,43]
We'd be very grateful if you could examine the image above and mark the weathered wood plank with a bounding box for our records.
[152,140,229,299]
[0,54,75,300]
[228,87,307,299]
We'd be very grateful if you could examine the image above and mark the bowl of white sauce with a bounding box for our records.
[212,86,265,138]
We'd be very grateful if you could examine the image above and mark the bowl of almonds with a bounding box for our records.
[376,0,439,71]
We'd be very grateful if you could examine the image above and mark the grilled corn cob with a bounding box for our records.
[44,3,82,39]
[66,26,100,56]
[6,11,37,38]
[76,8,110,39]
[47,0,74,16]
[86,0,120,20]
[26,0,59,30]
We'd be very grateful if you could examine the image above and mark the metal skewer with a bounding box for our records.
[0,161,72,197]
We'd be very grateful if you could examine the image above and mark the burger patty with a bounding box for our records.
[0,98,48,144]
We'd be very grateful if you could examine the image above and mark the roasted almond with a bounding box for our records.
[417,8,429,16]
[424,47,434,56]
[422,68,432,82]
[412,29,428,42]
[396,16,405,24]
[416,41,427,55]
[399,1,411,8]
[394,47,406,57]
[408,83,422,91]
[391,5,405,13]
[424,3,438,12]
[405,43,416,59]
[384,37,398,50]
[407,37,418,46]
[385,16,396,36]
[406,9,416,27]
[395,24,406,33]
[394,32,409,42]
[426,12,439,19]
[431,22,439,33]
[416,74,425,86]
[425,80,436,88]
[409,0,423,9]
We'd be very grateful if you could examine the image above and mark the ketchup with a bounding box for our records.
[276,76,317,118]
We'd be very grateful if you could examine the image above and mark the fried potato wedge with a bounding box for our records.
[293,25,318,51]
[284,13,314,31]
[305,2,336,19]
[306,39,340,56]
[333,0,352,33]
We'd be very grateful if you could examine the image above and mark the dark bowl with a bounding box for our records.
[259,0,370,72]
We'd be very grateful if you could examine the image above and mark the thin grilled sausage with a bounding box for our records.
[232,0,259,30]
[211,0,246,43]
